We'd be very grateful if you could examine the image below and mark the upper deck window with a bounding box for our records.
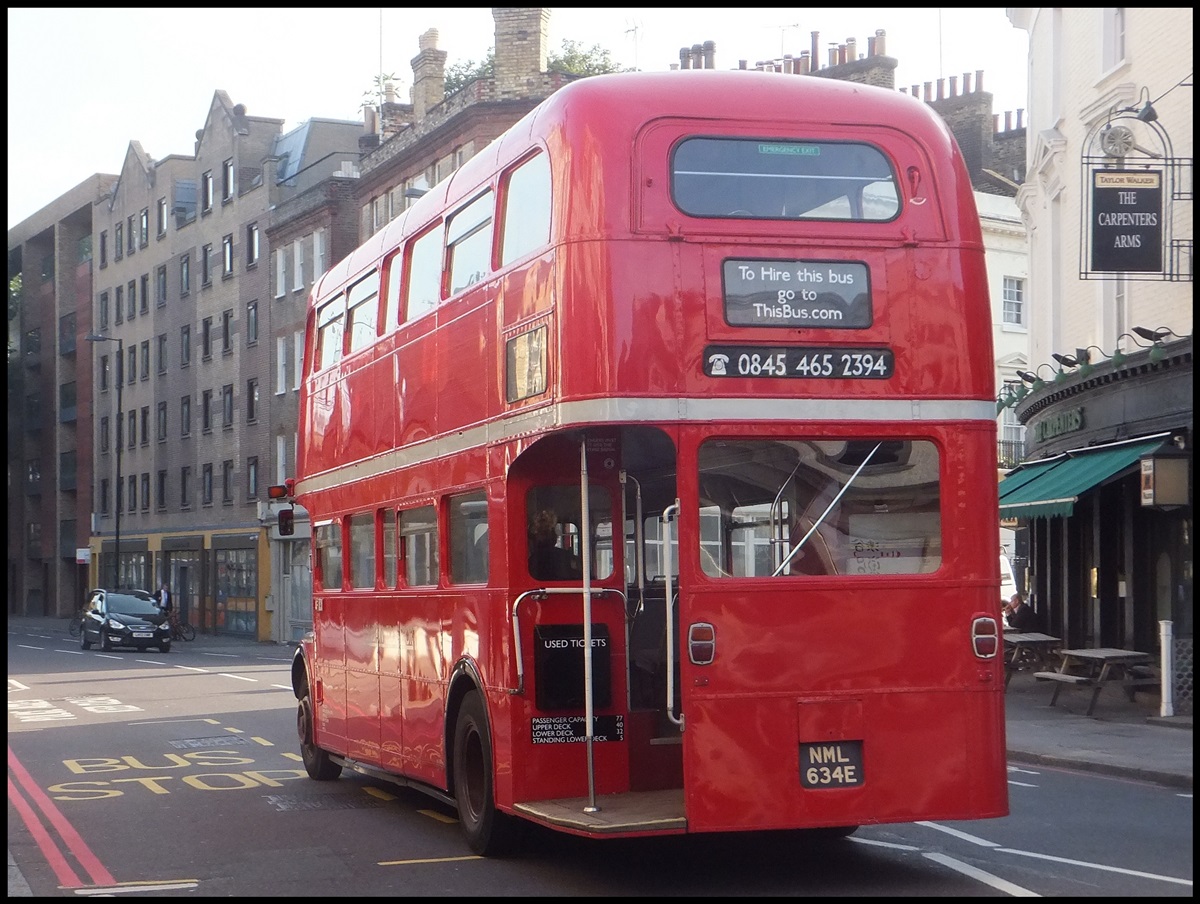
[672,138,899,222]
[345,271,381,354]
[447,190,494,295]
[315,294,345,371]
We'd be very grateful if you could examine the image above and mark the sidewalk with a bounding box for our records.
[1003,665,1192,789]
[6,616,1192,789]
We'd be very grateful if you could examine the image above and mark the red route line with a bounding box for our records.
[7,745,117,888]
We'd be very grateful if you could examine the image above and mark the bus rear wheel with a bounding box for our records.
[453,690,521,857]
[297,691,341,781]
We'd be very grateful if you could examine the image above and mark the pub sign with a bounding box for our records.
[1090,170,1163,272]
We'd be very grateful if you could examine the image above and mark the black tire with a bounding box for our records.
[80,629,92,650]
[297,691,341,780]
[808,825,859,841]
[68,616,81,638]
[159,641,172,654]
[100,631,113,652]
[452,690,522,857]
[180,621,197,641]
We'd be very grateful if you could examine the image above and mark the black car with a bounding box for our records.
[80,588,172,653]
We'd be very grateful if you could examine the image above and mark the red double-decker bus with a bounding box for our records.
[281,69,1008,855]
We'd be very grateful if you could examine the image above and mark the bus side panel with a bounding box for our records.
[344,597,381,764]
[438,281,497,428]
[378,595,405,773]
[401,591,451,787]
[312,593,348,756]
[341,350,398,466]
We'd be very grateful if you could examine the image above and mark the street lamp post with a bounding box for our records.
[87,333,122,588]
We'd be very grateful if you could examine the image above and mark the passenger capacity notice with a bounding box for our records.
[704,345,893,379]
[531,715,625,745]
[723,258,872,328]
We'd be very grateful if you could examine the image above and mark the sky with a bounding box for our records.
[6,8,1029,231]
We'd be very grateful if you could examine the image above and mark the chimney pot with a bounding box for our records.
[949,75,958,96]
[924,82,933,102]
[963,71,972,93]
[1017,108,1024,129]
[874,29,886,56]
[937,78,945,100]
[1004,111,1012,131]
[976,69,984,92]
[810,31,819,69]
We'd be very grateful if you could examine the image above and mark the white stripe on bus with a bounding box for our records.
[296,396,995,495]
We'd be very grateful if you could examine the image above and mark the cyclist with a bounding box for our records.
[156,582,176,634]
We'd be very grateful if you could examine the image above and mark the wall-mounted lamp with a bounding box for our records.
[1135,87,1159,123]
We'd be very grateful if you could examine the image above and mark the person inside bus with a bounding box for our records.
[1003,591,1038,632]
[529,509,582,581]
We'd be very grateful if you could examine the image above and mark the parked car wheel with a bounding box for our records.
[80,631,92,650]
[159,640,171,654]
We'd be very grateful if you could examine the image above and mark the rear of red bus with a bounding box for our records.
[496,71,1008,840]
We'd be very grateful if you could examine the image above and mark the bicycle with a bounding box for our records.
[67,609,84,637]
[169,611,196,642]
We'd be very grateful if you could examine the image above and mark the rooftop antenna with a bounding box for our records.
[625,19,641,71]
[768,22,800,59]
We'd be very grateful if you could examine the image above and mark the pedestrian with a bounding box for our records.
[1004,590,1037,632]
[156,582,173,616]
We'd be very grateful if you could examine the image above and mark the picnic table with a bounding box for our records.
[1002,632,1060,687]
[1034,647,1157,716]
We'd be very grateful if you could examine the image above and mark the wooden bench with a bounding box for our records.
[1033,671,1095,709]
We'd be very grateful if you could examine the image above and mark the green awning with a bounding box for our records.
[999,437,1167,519]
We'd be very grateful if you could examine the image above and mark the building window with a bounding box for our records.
[157,470,167,510]
[181,324,191,367]
[222,234,234,276]
[247,457,259,499]
[181,395,191,437]
[141,473,150,511]
[246,378,259,422]
[100,478,110,515]
[140,406,150,445]
[139,208,149,247]
[247,223,259,266]
[127,410,136,450]
[1002,277,1024,326]
[180,466,191,508]
[1102,7,1127,72]
[156,198,167,237]
[274,249,287,298]
[114,223,123,261]
[201,244,213,286]
[276,336,287,393]
[202,389,213,432]
[157,333,167,373]
[98,291,109,330]
[202,463,213,506]
[100,415,110,452]
[292,239,305,291]
[246,300,258,345]
[202,317,213,359]
[202,171,214,212]
[222,159,234,201]
[222,460,234,503]
[99,230,108,267]
[222,383,234,428]
[126,347,136,385]
[314,227,327,281]
[114,285,123,324]
[157,401,167,442]
[128,474,137,513]
[127,280,136,319]
[222,309,233,354]
[99,355,111,393]
[140,340,150,380]
[180,254,190,296]
[140,274,149,313]
[156,265,167,307]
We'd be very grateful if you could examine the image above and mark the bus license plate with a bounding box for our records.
[704,346,893,379]
[799,740,864,788]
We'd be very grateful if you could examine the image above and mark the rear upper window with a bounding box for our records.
[672,137,899,222]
